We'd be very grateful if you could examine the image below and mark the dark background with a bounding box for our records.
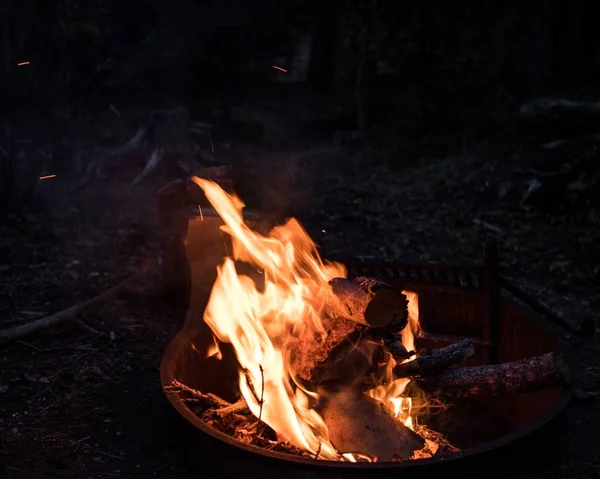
[1,1,600,478]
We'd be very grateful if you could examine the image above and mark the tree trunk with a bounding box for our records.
[514,0,557,99]
[307,0,340,93]
[553,0,598,90]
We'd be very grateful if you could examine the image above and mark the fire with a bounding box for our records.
[192,177,421,460]
[367,292,420,429]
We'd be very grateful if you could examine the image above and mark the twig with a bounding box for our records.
[216,398,249,416]
[72,319,101,336]
[80,443,123,460]
[244,369,261,404]
[315,442,322,459]
[256,365,265,435]
[0,262,154,345]
[165,379,230,408]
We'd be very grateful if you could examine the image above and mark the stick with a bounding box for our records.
[215,399,249,416]
[393,339,475,378]
[329,277,408,331]
[256,364,265,435]
[165,379,231,408]
[0,262,155,344]
[417,352,572,397]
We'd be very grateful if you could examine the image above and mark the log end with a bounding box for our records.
[329,277,409,331]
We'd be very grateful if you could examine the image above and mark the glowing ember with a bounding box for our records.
[39,174,56,180]
[272,65,288,73]
[191,177,422,460]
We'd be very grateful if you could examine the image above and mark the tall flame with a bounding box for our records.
[192,177,421,459]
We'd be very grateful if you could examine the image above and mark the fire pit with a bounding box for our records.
[160,176,578,469]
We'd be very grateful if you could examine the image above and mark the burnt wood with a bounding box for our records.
[329,276,408,331]
[417,352,571,397]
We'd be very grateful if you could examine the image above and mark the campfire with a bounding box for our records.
[161,177,573,463]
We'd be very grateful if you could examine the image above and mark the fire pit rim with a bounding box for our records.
[160,273,578,470]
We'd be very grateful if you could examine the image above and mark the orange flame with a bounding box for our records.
[367,292,420,429]
[192,178,421,459]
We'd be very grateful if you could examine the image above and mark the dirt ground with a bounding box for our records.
[1,119,599,478]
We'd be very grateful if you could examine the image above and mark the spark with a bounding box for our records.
[39,174,56,180]
[210,134,214,153]
[17,61,30,66]
[272,65,287,73]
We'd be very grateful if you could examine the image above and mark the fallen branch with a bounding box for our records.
[0,262,155,345]
[417,352,572,397]
[393,339,475,378]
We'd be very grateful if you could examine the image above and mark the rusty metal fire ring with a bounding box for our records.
[160,261,578,470]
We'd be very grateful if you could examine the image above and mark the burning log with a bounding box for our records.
[393,339,475,378]
[320,389,425,460]
[289,316,360,382]
[289,276,409,382]
[417,352,572,397]
[329,277,408,331]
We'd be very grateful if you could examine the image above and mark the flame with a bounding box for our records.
[206,335,222,360]
[367,292,420,429]
[192,177,422,459]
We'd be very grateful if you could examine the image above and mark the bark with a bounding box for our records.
[417,352,572,397]
[288,316,360,382]
[290,276,409,382]
[393,339,475,378]
[329,276,408,331]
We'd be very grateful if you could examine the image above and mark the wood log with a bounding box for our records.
[393,339,475,378]
[329,277,408,331]
[290,276,409,382]
[308,335,380,386]
[320,389,425,460]
[288,316,360,382]
[417,352,572,397]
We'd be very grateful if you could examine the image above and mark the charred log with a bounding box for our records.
[288,316,361,382]
[290,276,408,382]
[329,276,408,331]
[393,339,475,378]
[417,352,572,397]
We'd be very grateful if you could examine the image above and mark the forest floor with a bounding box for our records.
[1,98,599,478]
